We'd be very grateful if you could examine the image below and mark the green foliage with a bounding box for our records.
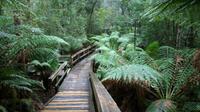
[93,30,199,111]
[152,59,194,98]
[0,105,7,112]
[35,0,88,36]
[145,41,160,58]
[158,46,177,58]
[145,0,200,29]
[92,50,126,68]
[0,25,68,65]
[0,0,200,111]
[28,60,52,73]
[104,64,160,83]
[0,70,43,93]
[123,44,153,64]
[0,16,12,28]
[182,102,200,112]
[61,36,85,53]
[92,32,161,85]
[146,99,176,112]
[92,32,122,50]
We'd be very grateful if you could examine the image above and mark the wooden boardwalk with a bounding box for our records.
[41,58,94,112]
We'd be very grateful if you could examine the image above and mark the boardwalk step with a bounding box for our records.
[50,101,88,104]
[45,106,89,110]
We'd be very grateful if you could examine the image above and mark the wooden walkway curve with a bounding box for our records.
[41,58,93,112]
[41,46,121,112]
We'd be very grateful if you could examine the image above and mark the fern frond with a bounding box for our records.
[153,58,175,76]
[123,44,153,64]
[146,99,176,112]
[28,47,59,62]
[5,34,68,63]
[0,73,43,93]
[103,64,160,83]
[151,52,197,99]
[91,50,127,67]
[183,102,200,112]
[159,46,177,58]
[61,36,84,52]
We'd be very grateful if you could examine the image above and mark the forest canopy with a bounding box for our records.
[0,0,200,112]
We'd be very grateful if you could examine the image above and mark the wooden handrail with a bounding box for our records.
[49,61,68,81]
[46,45,121,111]
[90,72,121,112]
[55,68,71,87]
[48,45,96,87]
[71,46,93,58]
[70,45,96,66]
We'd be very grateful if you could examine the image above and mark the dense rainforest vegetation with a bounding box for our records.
[0,0,200,112]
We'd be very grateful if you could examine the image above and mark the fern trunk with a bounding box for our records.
[86,0,97,36]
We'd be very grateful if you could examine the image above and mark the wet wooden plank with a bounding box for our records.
[59,59,92,91]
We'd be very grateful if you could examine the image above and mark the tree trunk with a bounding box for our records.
[120,2,125,15]
[0,3,3,15]
[176,25,181,49]
[26,0,31,23]
[86,0,97,37]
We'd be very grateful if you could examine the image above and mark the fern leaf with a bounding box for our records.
[146,99,176,112]
[103,64,160,83]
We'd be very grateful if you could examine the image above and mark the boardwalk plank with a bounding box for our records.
[41,58,93,112]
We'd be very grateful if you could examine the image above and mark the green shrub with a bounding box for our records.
[62,36,84,53]
[145,41,160,58]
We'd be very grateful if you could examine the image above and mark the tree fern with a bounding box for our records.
[0,23,70,65]
[146,99,176,112]
[91,50,127,68]
[123,44,153,65]
[91,31,199,111]
[103,64,160,83]
[91,34,110,46]
[28,60,52,73]
[61,36,84,53]
[91,32,122,50]
[153,58,175,75]
[4,34,68,64]
[145,0,200,27]
[158,46,177,58]
[0,74,42,93]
